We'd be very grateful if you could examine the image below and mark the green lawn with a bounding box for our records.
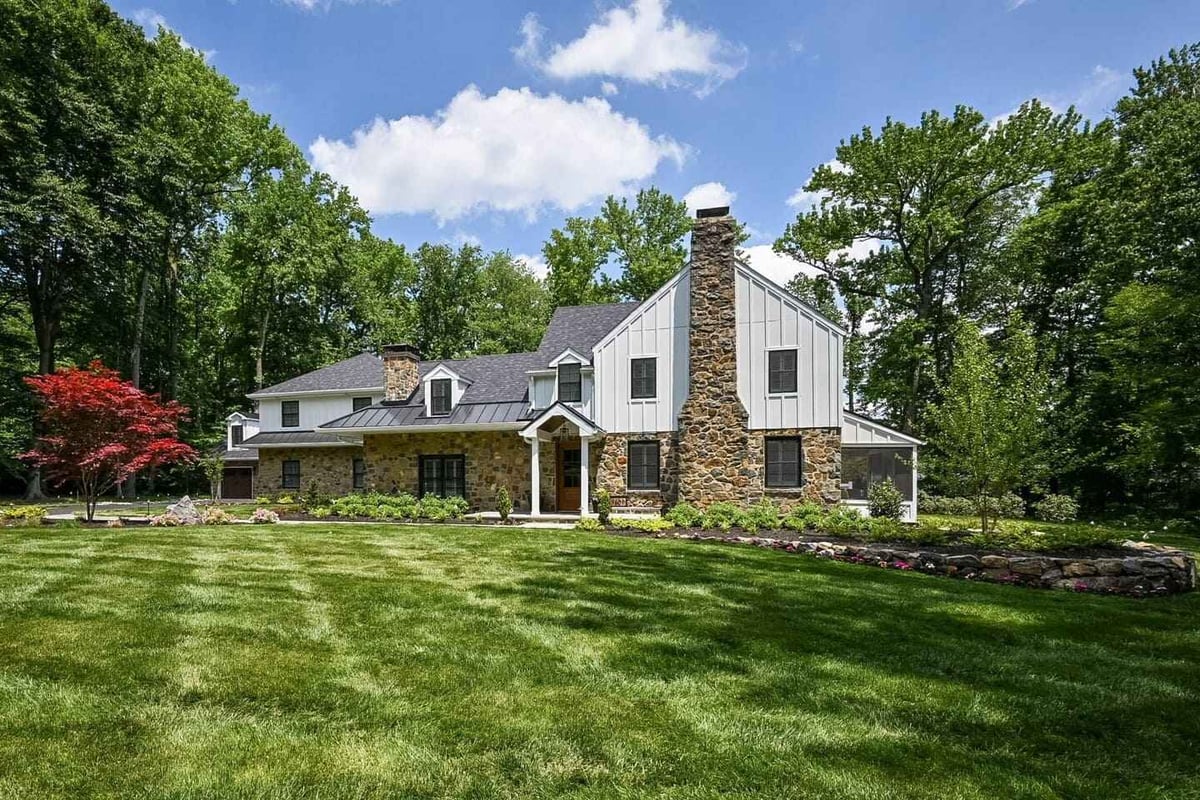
[0,524,1197,799]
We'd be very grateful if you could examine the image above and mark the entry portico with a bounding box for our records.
[519,402,603,517]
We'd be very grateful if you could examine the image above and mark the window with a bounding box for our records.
[630,357,657,400]
[281,400,300,428]
[768,349,798,394]
[419,455,466,498]
[430,379,452,416]
[281,459,301,490]
[627,441,660,490]
[352,396,372,412]
[841,447,913,501]
[765,437,802,488]
[231,425,243,446]
[352,457,366,490]
[558,363,582,403]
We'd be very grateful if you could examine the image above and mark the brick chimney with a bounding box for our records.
[381,344,420,402]
[676,206,751,502]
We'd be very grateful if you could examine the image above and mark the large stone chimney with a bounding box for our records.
[381,344,421,402]
[676,206,752,502]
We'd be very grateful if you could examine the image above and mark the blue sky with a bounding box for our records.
[112,0,1200,284]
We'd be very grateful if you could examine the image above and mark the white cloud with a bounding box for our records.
[309,85,688,222]
[520,0,746,97]
[991,63,1125,125]
[515,253,549,280]
[742,245,822,286]
[683,181,735,215]
[786,159,847,210]
[133,9,214,59]
[1007,0,1033,9]
[600,81,620,97]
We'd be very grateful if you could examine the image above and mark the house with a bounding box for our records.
[225,207,920,520]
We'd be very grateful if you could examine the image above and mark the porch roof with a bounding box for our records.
[518,402,603,438]
[318,400,533,432]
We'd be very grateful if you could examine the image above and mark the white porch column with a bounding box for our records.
[529,436,541,516]
[580,436,590,517]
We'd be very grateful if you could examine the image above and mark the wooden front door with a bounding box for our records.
[556,442,582,512]
[221,467,254,500]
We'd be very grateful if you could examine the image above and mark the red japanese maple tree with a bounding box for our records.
[22,362,196,521]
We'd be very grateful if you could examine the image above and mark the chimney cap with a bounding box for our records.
[696,205,730,219]
[381,343,421,360]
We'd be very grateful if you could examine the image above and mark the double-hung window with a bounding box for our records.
[768,350,798,394]
[765,438,802,488]
[281,400,300,428]
[430,379,452,416]
[558,363,582,403]
[630,357,657,400]
[231,425,243,446]
[352,458,366,490]
[281,459,301,490]
[627,441,660,490]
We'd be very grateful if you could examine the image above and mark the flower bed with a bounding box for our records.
[637,530,1195,597]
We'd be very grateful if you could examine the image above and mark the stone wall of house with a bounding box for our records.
[748,427,842,508]
[257,447,362,497]
[364,431,533,511]
[595,432,680,510]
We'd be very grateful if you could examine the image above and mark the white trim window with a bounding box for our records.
[767,349,798,395]
[558,363,582,403]
[630,356,657,400]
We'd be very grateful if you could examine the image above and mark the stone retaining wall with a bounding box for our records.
[653,532,1196,596]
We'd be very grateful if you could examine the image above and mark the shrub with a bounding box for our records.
[1,505,47,525]
[918,492,976,516]
[251,508,280,524]
[867,479,904,521]
[742,498,782,533]
[575,517,604,532]
[309,506,331,519]
[202,507,235,525]
[868,520,951,546]
[300,483,331,511]
[255,495,273,505]
[275,494,296,506]
[105,518,125,529]
[782,502,825,531]
[701,501,742,531]
[991,492,1026,519]
[1034,494,1079,523]
[149,513,183,527]
[495,486,512,523]
[818,506,873,537]
[610,516,673,533]
[664,502,703,528]
[594,488,612,525]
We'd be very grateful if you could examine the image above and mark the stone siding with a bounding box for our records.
[595,432,680,510]
[364,431,533,511]
[676,211,756,505]
[257,447,362,497]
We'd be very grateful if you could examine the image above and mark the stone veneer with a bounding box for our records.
[364,431,536,512]
[670,209,841,510]
[595,432,680,510]
[382,344,420,402]
[257,446,362,496]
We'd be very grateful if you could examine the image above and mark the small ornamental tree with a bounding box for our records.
[21,362,196,521]
[927,318,1047,534]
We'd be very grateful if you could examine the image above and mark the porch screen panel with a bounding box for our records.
[841,447,913,501]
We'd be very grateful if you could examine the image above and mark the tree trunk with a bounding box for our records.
[130,265,151,388]
[256,306,271,389]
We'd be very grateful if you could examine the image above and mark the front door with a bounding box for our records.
[557,443,581,512]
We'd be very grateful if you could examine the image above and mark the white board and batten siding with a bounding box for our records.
[841,412,923,446]
[593,270,691,433]
[259,393,384,432]
[734,265,843,431]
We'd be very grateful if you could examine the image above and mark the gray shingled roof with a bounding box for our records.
[248,302,637,408]
[252,352,383,396]
[212,442,259,462]
[536,302,639,360]
[240,431,357,447]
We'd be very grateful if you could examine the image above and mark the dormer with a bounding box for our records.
[226,412,259,450]
[548,348,593,406]
[422,364,470,417]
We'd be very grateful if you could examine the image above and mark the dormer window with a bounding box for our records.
[430,379,452,416]
[558,363,582,403]
[231,425,244,446]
